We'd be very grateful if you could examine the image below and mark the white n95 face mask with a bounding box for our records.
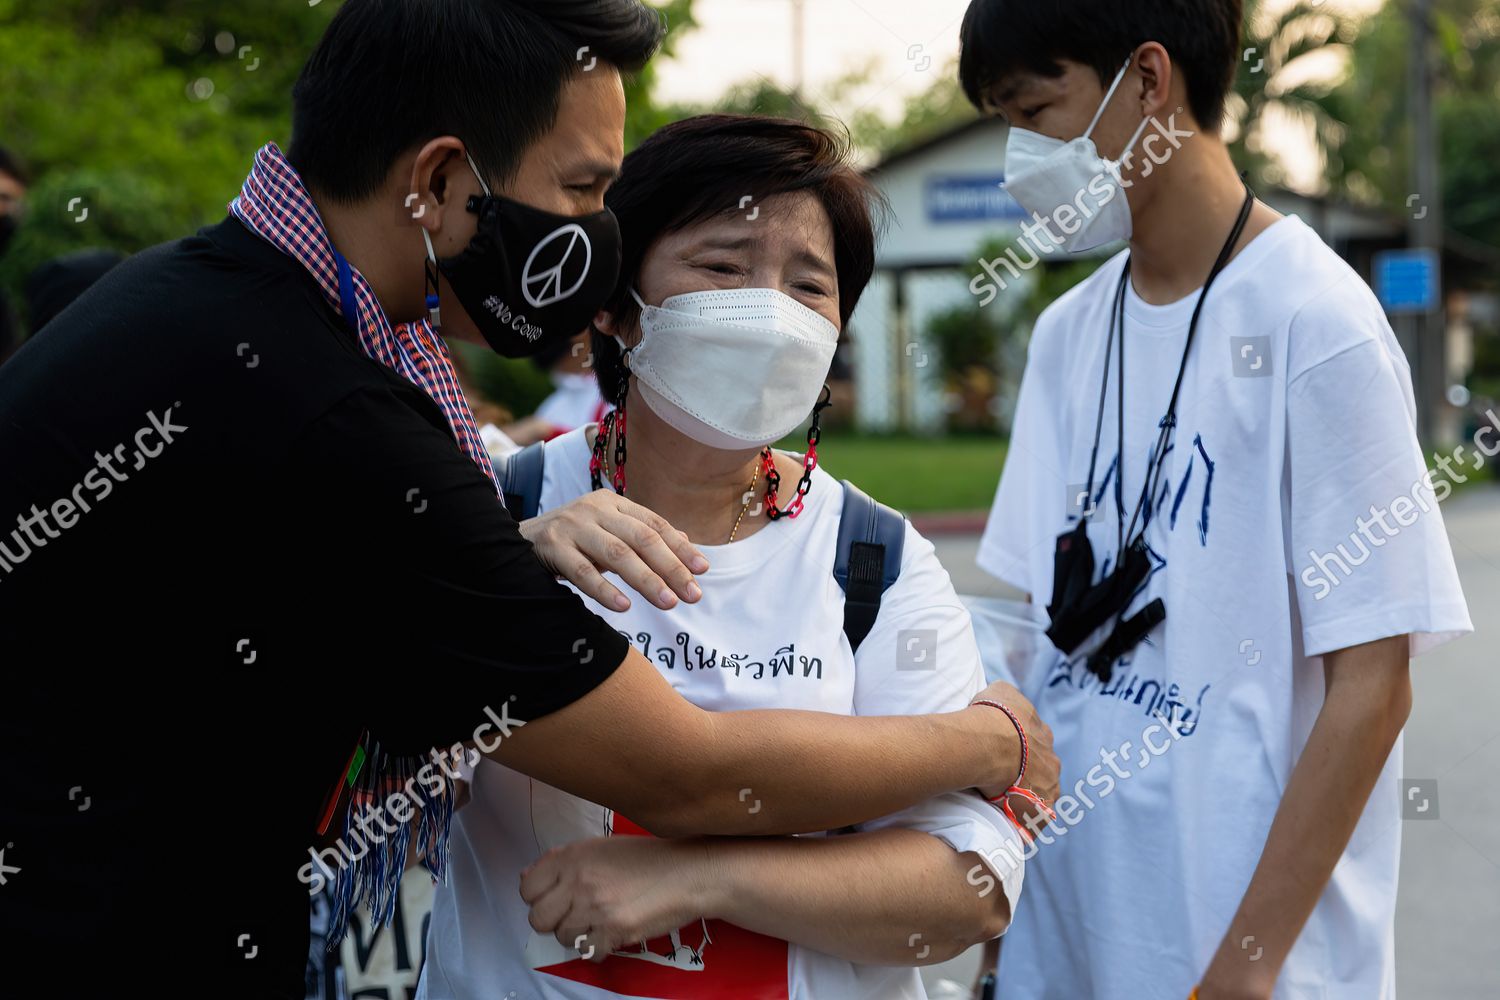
[1002,59,1153,253]
[622,287,840,450]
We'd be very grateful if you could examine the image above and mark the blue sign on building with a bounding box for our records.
[925,175,1027,223]
[1373,248,1440,315]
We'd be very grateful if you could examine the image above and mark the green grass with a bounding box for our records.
[783,433,1009,513]
[789,430,1498,514]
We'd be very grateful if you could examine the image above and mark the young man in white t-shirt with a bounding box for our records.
[958,1,1472,998]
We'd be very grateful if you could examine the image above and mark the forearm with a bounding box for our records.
[700,828,1009,965]
[499,651,1019,838]
[672,705,1016,837]
[1202,636,1411,995]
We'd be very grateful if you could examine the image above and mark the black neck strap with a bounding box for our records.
[1085,182,1257,547]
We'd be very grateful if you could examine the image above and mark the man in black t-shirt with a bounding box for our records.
[0,3,1058,996]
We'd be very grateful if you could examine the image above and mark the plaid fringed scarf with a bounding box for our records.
[229,143,483,944]
[229,142,500,493]
[317,739,465,947]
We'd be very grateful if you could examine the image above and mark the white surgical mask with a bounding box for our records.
[1002,59,1153,253]
[621,287,839,450]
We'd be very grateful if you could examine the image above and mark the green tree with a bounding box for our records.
[1315,0,1500,252]
[675,55,977,158]
[923,301,1005,432]
[0,0,335,305]
[850,58,978,157]
[707,75,823,122]
[625,0,699,146]
[0,0,697,335]
[1227,0,1356,190]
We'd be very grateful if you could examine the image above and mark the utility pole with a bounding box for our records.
[1409,0,1449,444]
[791,0,807,98]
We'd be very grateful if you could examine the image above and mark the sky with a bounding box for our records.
[654,0,976,117]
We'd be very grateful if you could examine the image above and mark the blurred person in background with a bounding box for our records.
[459,331,611,460]
[0,144,27,363]
[443,338,525,459]
[24,248,125,333]
[529,330,611,435]
[960,1,1471,998]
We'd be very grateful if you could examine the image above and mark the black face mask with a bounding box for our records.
[430,153,621,359]
[0,213,17,257]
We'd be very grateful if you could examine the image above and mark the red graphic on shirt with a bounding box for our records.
[536,814,790,999]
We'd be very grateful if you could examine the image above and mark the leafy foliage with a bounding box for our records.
[926,301,1003,382]
[662,51,978,160]
[0,0,697,338]
[1313,0,1500,252]
[1227,1,1357,190]
[0,0,328,321]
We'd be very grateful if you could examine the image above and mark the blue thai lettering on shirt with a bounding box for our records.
[1052,432,1220,730]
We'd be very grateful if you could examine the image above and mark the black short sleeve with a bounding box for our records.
[285,383,629,753]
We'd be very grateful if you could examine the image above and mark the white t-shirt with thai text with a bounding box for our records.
[979,215,1471,1000]
[420,428,1026,1000]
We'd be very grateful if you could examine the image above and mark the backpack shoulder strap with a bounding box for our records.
[498,441,547,520]
[833,480,907,654]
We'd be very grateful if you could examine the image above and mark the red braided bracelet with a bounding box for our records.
[972,699,1028,785]
[971,698,1055,841]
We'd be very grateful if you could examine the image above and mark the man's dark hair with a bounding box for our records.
[289,0,665,202]
[591,114,885,406]
[958,0,1242,131]
[0,145,29,187]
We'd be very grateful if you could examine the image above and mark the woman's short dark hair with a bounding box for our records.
[289,0,664,203]
[958,0,1243,131]
[591,114,886,405]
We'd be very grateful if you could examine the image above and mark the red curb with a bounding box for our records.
[909,511,990,536]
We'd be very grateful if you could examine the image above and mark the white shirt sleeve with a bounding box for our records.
[1285,290,1472,658]
[478,422,522,461]
[978,316,1069,598]
[848,523,1026,928]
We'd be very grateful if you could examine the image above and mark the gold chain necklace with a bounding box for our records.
[600,427,765,545]
[727,460,764,543]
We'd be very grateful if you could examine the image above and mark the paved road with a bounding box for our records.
[1392,484,1500,997]
[922,484,1500,998]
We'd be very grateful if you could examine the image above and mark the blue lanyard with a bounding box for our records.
[331,247,359,332]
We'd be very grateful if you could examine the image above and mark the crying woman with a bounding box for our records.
[418,114,1031,1000]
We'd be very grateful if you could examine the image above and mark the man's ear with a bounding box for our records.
[406,136,470,246]
[594,307,617,337]
[596,304,645,349]
[1133,42,1174,121]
